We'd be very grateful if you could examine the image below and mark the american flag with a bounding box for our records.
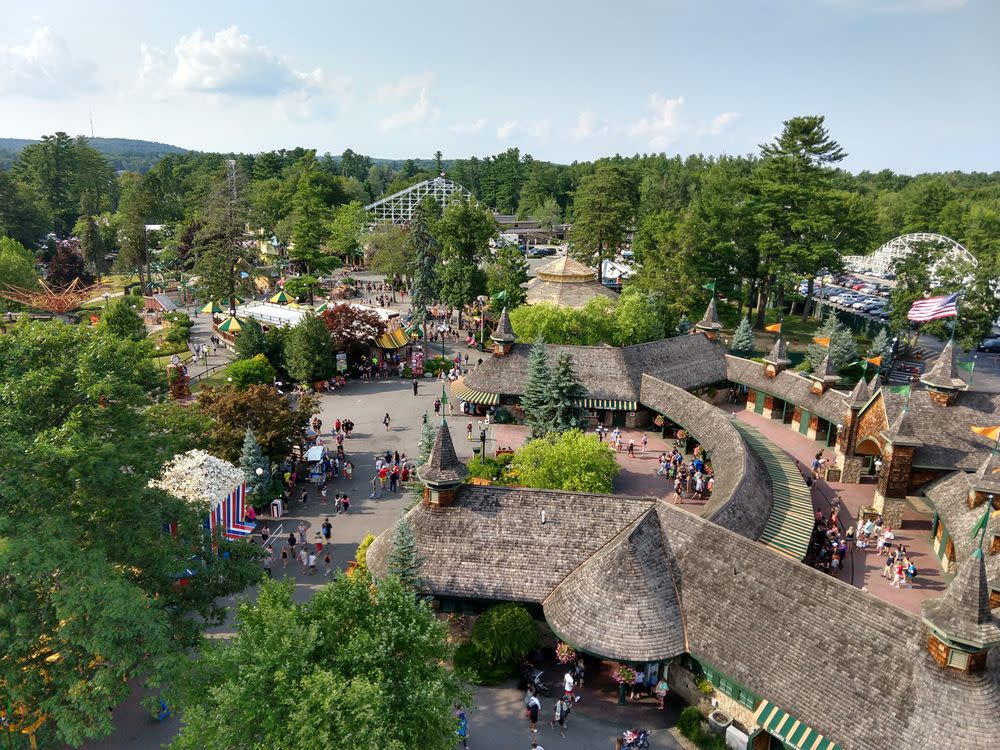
[907,293,958,323]
[206,482,256,540]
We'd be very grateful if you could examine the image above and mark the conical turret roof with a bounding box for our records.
[848,377,871,408]
[971,452,1000,495]
[922,549,1000,648]
[763,336,791,366]
[490,307,516,343]
[695,297,722,331]
[921,340,968,392]
[869,373,882,393]
[811,354,839,384]
[417,421,468,486]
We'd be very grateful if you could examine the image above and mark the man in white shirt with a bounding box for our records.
[563,670,579,702]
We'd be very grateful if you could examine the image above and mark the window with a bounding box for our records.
[738,690,758,710]
[718,676,735,697]
[991,535,1000,555]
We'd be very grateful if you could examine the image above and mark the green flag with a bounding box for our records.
[889,385,911,397]
[958,360,976,373]
[440,384,448,406]
[702,280,716,293]
[970,503,991,546]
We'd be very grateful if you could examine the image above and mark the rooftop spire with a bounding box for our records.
[922,549,1000,649]
[848,376,871,409]
[811,353,839,385]
[695,297,722,332]
[490,307,516,344]
[881,407,922,447]
[417,421,468,487]
[763,336,791,366]
[921,340,968,392]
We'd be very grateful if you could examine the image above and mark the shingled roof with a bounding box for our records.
[367,484,1000,749]
[464,334,728,404]
[763,336,791,366]
[882,407,923,447]
[811,354,838,384]
[543,509,687,662]
[490,307,516,343]
[640,374,772,540]
[921,340,968,391]
[726,355,849,423]
[695,297,722,331]
[923,549,1000,647]
[880,388,1000,470]
[848,376,871,409]
[523,279,620,308]
[416,421,468,486]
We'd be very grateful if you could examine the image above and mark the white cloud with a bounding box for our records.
[376,70,438,131]
[0,26,98,98]
[449,117,488,134]
[629,93,685,147]
[572,109,607,139]
[708,111,740,135]
[496,120,517,140]
[528,119,551,138]
[167,26,326,97]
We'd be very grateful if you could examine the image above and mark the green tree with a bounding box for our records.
[73,191,109,278]
[546,352,586,433]
[0,237,38,305]
[234,320,270,361]
[353,534,377,580]
[165,576,468,750]
[289,157,335,274]
[485,242,529,311]
[408,196,441,317]
[99,298,147,341]
[0,321,257,747]
[192,166,256,313]
[730,316,755,357]
[366,224,414,280]
[521,336,553,438]
[867,328,891,362]
[239,427,270,498]
[471,603,539,666]
[807,312,857,372]
[531,196,562,231]
[226,353,277,389]
[284,273,323,303]
[386,517,425,591]
[327,200,369,262]
[613,287,663,345]
[509,429,620,493]
[284,312,335,383]
[569,163,637,264]
[434,196,495,323]
[0,168,50,246]
[197,384,318,462]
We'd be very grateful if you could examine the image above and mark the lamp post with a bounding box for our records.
[255,466,264,509]
[437,323,448,358]
[476,295,489,352]
[103,292,110,307]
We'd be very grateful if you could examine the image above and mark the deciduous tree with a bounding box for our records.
[320,303,386,357]
[283,312,336,383]
[99,298,147,341]
[509,429,620,493]
[569,163,637,264]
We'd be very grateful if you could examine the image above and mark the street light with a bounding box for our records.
[255,466,265,509]
[476,295,490,352]
[437,323,448,358]
[103,292,110,306]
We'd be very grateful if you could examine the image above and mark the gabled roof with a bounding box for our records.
[923,550,1000,648]
[763,336,791,366]
[882,407,923,447]
[726,355,849,424]
[416,422,468,486]
[543,509,686,661]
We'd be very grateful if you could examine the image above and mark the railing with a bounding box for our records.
[188,362,228,383]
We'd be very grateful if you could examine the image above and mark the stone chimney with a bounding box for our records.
[875,409,922,527]
[920,340,968,406]
[490,307,517,357]
[694,298,723,341]
[922,549,1000,674]
[810,354,840,395]
[417,420,468,508]
[762,336,791,378]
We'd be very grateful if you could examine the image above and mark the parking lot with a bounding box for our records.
[804,275,893,323]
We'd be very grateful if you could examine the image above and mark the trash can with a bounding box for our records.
[708,710,732,735]
[270,499,283,518]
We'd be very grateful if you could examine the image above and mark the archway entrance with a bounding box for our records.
[854,437,884,482]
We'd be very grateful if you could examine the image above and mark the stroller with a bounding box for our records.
[623,728,650,749]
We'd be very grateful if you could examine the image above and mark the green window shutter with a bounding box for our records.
[719,676,735,696]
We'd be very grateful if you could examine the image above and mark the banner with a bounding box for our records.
[970,425,1000,442]
[765,323,781,333]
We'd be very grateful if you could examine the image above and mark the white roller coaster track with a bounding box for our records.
[364,176,473,227]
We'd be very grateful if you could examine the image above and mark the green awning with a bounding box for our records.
[754,700,842,750]
[576,398,637,411]
[450,377,500,406]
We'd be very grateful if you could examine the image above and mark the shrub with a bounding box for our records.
[423,356,453,377]
[678,706,727,750]
[466,453,513,481]
[352,534,376,579]
[452,641,515,685]
[226,354,277,389]
[471,603,539,666]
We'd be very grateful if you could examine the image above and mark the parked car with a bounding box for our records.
[977,338,1000,354]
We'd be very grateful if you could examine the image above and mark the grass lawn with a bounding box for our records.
[191,368,231,393]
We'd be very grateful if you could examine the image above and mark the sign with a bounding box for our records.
[336,352,347,373]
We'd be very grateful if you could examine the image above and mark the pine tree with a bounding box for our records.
[546,352,586,434]
[676,315,691,335]
[418,420,437,465]
[239,428,270,498]
[386,517,425,591]
[409,196,441,318]
[807,312,857,372]
[868,328,890,360]
[521,336,553,438]
[730,316,755,357]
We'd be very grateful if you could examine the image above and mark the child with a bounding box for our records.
[307,551,317,576]
[324,551,332,577]
[341,494,350,513]
[319,483,328,503]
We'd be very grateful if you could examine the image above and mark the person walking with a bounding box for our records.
[280,545,288,570]
[262,545,274,578]
[526,691,541,734]
[412,379,419,396]
[307,551,317,576]
[563,670,579,703]
[641,434,648,453]
[655,673,670,709]
[383,412,391,431]
[455,705,469,749]
[321,517,332,543]
[627,439,635,458]
[370,474,381,499]
[550,695,570,737]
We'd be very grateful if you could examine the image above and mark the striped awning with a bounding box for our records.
[450,376,500,406]
[754,700,842,750]
[576,398,637,411]
[375,327,411,349]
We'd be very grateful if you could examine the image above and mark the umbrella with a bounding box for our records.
[200,301,223,314]
[269,291,291,304]
[217,316,243,334]
[232,296,246,305]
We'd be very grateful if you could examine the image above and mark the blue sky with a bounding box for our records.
[1,0,997,173]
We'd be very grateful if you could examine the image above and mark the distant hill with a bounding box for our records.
[0,136,190,173]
